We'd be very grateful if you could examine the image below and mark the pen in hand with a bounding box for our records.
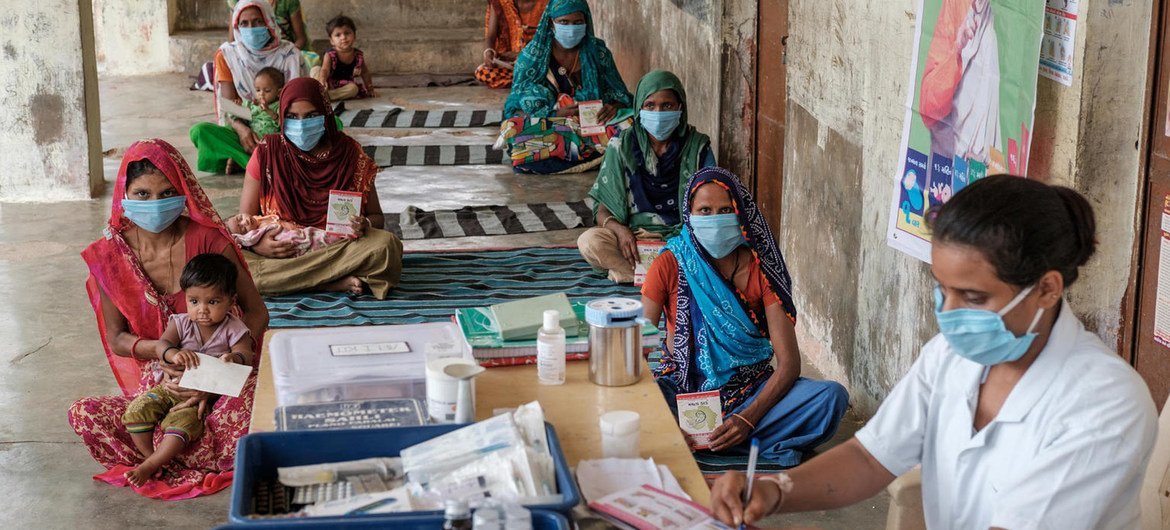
[740,437,760,530]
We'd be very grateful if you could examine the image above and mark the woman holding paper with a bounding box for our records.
[475,0,549,89]
[641,167,849,466]
[238,77,403,299]
[581,70,716,283]
[497,0,633,174]
[68,139,268,499]
[189,0,306,174]
[708,176,1157,529]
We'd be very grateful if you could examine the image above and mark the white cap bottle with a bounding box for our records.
[537,309,566,385]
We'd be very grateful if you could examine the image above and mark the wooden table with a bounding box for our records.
[250,330,711,506]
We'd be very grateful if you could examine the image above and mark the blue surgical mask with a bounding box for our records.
[640,110,683,141]
[553,23,587,49]
[122,195,187,233]
[690,214,744,259]
[238,26,272,51]
[934,285,1045,366]
[284,116,327,151]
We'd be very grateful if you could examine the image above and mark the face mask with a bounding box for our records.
[640,110,683,141]
[284,116,327,151]
[238,26,272,51]
[553,23,587,49]
[690,213,744,259]
[122,195,187,233]
[934,285,1045,366]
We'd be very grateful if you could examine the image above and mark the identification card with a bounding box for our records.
[676,390,722,450]
[326,190,363,237]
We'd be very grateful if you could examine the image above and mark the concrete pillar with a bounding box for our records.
[0,0,104,201]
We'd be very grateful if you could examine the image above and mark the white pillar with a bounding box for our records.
[0,0,104,201]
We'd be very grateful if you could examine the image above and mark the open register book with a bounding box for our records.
[590,485,756,530]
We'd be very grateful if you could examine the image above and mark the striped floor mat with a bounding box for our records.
[363,144,505,167]
[386,200,595,240]
[693,453,793,478]
[263,247,638,328]
[340,108,503,129]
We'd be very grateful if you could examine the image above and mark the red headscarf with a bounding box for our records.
[254,77,377,228]
[81,139,248,394]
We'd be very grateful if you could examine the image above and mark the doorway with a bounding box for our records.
[1132,0,1170,407]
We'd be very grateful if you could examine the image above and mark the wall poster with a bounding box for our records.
[1039,0,1078,86]
[887,0,1046,262]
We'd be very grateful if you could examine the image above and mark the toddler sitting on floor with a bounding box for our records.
[225,213,348,257]
[121,254,254,486]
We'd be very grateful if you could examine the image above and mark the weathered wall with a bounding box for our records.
[589,0,725,156]
[783,0,1152,415]
[0,0,103,201]
[92,0,174,75]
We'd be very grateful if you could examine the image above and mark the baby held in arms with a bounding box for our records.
[225,213,349,257]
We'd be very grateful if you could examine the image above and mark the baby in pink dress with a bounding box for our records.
[225,213,348,257]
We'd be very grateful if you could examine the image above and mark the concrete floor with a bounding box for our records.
[0,73,888,529]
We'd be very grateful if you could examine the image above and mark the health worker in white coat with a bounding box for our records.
[709,175,1158,530]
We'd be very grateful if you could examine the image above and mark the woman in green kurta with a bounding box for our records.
[579,70,715,283]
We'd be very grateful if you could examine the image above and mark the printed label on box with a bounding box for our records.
[326,190,363,237]
[330,342,411,357]
[677,390,722,450]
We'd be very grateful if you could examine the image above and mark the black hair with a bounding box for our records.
[255,66,286,87]
[326,15,356,35]
[180,253,239,297]
[928,174,1097,287]
[125,159,160,186]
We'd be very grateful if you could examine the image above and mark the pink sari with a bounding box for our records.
[68,139,262,500]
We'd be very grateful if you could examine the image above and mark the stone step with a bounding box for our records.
[301,0,484,38]
[309,27,482,76]
[173,0,230,32]
[171,29,226,77]
[170,27,482,77]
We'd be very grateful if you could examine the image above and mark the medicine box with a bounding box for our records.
[229,423,582,524]
[489,293,579,341]
[215,510,569,529]
[268,323,471,408]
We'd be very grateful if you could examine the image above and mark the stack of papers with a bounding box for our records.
[575,458,688,503]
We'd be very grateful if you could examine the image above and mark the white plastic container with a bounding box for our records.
[599,410,640,458]
[426,357,480,423]
[268,323,471,408]
[537,310,566,385]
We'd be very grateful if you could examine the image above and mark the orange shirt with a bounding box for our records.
[215,50,234,83]
[641,249,780,336]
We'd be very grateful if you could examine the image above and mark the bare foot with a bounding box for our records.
[124,459,162,487]
[322,276,364,295]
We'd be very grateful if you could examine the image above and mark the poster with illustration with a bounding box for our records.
[1038,0,1078,86]
[887,0,1044,262]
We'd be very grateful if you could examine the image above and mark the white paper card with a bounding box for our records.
[177,353,252,398]
[578,100,605,135]
[330,342,411,357]
[326,190,363,236]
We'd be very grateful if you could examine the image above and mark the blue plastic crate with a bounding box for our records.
[215,509,570,529]
[230,422,580,525]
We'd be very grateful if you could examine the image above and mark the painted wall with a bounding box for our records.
[589,0,724,155]
[91,0,174,75]
[782,0,1152,415]
[0,0,103,201]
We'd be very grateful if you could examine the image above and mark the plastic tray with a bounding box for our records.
[229,422,581,524]
[214,509,570,529]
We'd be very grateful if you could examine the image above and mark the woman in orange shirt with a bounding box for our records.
[642,167,848,466]
[476,0,549,88]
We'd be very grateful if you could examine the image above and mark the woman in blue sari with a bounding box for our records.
[496,0,633,174]
[642,167,849,466]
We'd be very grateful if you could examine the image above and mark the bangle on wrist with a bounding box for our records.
[161,346,179,364]
[230,352,247,364]
[602,216,620,230]
[130,337,145,360]
[732,412,756,431]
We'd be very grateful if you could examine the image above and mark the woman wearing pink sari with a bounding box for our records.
[68,139,268,500]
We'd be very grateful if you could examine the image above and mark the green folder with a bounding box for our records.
[489,293,580,341]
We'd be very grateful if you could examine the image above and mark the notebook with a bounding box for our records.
[590,485,753,530]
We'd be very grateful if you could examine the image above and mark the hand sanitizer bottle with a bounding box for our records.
[537,309,566,385]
